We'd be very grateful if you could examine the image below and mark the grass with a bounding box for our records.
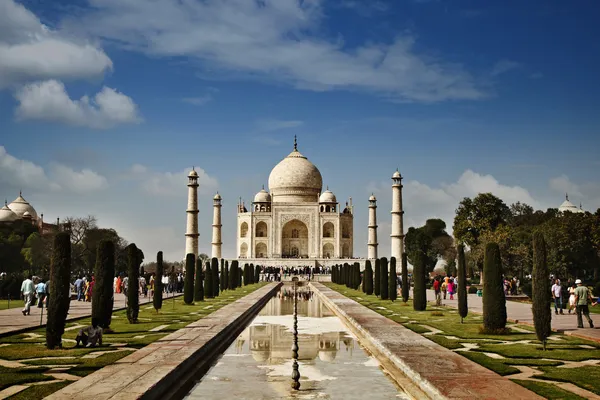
[0,283,266,397]
[326,283,600,399]
[0,299,23,310]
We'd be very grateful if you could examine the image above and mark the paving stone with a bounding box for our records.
[149,324,169,332]
[0,384,29,399]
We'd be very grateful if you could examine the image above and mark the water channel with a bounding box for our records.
[185,286,408,399]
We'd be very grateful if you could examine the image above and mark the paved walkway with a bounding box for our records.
[425,290,600,342]
[313,283,541,400]
[0,292,182,336]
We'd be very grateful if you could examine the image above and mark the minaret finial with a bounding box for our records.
[19,189,22,197]
[326,185,329,191]
[566,192,569,201]
[4,199,7,206]
[294,135,297,151]
[262,184,265,190]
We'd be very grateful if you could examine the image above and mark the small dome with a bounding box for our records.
[0,202,20,223]
[213,193,222,200]
[188,169,198,177]
[254,188,271,203]
[8,194,38,220]
[369,194,376,201]
[319,189,336,203]
[559,196,584,214]
[392,170,401,179]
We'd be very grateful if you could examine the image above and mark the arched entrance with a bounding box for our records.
[255,242,267,258]
[281,219,308,258]
[323,243,334,258]
[240,243,248,258]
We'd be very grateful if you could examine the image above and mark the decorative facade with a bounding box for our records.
[237,139,354,261]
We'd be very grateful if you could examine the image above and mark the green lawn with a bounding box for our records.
[0,299,23,310]
[326,283,600,400]
[0,283,267,398]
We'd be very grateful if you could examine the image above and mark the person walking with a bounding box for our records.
[447,279,456,300]
[568,284,577,314]
[441,280,448,300]
[74,276,84,301]
[433,277,442,306]
[36,279,46,308]
[551,279,564,315]
[574,279,594,328]
[20,275,34,316]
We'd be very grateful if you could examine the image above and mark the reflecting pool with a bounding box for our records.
[185,287,408,399]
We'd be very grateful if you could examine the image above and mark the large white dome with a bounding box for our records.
[8,194,38,220]
[268,148,322,203]
[0,201,20,223]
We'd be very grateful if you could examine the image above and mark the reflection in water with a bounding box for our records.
[185,288,406,400]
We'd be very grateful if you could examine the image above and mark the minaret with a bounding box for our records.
[391,170,404,260]
[212,192,223,259]
[185,168,199,258]
[368,194,378,260]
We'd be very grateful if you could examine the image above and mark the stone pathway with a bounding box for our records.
[0,292,181,336]
[426,289,600,342]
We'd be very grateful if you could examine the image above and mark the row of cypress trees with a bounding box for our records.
[330,262,361,290]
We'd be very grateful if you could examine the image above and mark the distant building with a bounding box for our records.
[558,194,584,214]
[0,192,63,233]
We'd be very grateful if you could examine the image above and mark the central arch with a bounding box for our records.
[255,242,267,258]
[281,219,309,258]
[323,243,334,258]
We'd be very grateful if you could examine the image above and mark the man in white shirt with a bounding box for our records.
[551,279,563,315]
[75,317,103,347]
[21,275,34,316]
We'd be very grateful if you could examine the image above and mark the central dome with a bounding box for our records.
[268,147,322,203]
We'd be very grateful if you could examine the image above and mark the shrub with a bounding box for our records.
[468,286,478,294]
[380,257,389,300]
[46,232,71,349]
[205,261,213,298]
[184,253,195,304]
[457,244,468,323]
[92,240,115,329]
[401,253,409,302]
[194,256,204,302]
[153,251,163,312]
[389,257,397,301]
[364,260,373,295]
[532,231,551,350]
[482,242,507,331]
[413,251,427,311]
[212,258,219,297]
[374,259,381,297]
[126,244,142,323]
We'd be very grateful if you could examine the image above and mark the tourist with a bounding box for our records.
[441,279,448,300]
[447,278,455,300]
[75,276,84,301]
[568,284,577,314]
[551,279,563,315]
[36,279,46,308]
[116,275,122,294]
[20,275,34,316]
[75,317,103,348]
[433,277,442,306]
[574,279,594,328]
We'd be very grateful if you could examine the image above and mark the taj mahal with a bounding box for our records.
[184,137,406,268]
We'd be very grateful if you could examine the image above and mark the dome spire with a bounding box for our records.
[294,135,297,151]
[566,192,569,201]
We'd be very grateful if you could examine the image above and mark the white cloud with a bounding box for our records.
[256,119,304,131]
[490,59,520,77]
[15,80,141,128]
[549,174,583,198]
[65,0,485,102]
[49,163,109,193]
[130,166,219,197]
[0,0,112,89]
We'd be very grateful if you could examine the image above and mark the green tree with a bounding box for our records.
[457,244,468,323]
[389,257,397,301]
[482,242,507,331]
[405,219,453,275]
[153,251,163,312]
[374,259,381,297]
[380,257,389,300]
[46,232,72,349]
[184,254,195,304]
[92,240,115,329]
[212,258,219,296]
[126,244,142,323]
[194,256,204,302]
[205,261,213,298]
[255,264,261,283]
[364,260,373,295]
[401,253,409,302]
[354,262,361,290]
[532,231,552,350]
[229,260,237,290]
[413,251,427,311]
[220,259,225,291]
[224,260,229,290]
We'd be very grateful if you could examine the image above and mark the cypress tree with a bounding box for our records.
[401,253,409,303]
[229,260,237,290]
[224,260,229,290]
[413,251,427,311]
[354,262,361,290]
[364,260,373,295]
[205,261,213,298]
[184,253,195,304]
[153,251,163,312]
[194,256,204,302]
[212,258,219,297]
[255,264,261,283]
[483,242,507,331]
[389,257,397,301]
[457,245,468,323]
[92,240,115,330]
[249,263,255,284]
[126,244,141,323]
[46,232,71,349]
[345,263,351,287]
[238,263,243,287]
[374,259,381,297]
[532,232,551,349]
[380,257,389,300]
[220,260,225,292]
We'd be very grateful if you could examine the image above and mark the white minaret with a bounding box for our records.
[391,170,404,260]
[212,192,222,259]
[185,168,199,258]
[368,194,378,260]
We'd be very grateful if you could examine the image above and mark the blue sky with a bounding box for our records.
[1,0,599,261]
